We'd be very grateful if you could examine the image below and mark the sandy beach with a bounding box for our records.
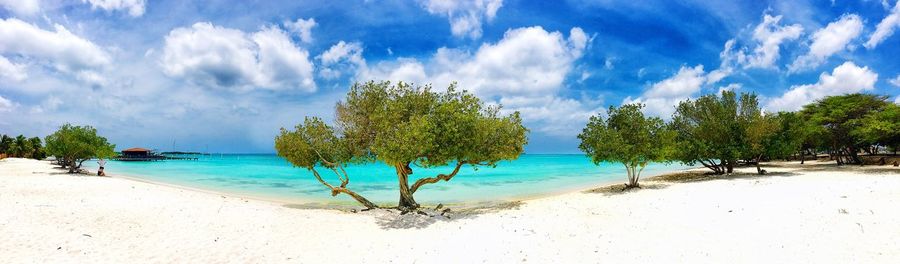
[1,157,899,263]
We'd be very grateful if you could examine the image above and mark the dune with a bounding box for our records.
[1,157,898,262]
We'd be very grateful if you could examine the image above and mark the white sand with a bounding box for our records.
[1,157,899,263]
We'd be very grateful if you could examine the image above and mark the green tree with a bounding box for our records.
[29,137,46,160]
[578,103,674,189]
[44,124,117,173]
[801,94,889,165]
[12,135,31,158]
[0,134,11,156]
[275,81,528,210]
[670,91,757,174]
[852,103,900,155]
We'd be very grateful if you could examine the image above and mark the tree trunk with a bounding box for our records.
[755,155,765,175]
[395,164,419,211]
[849,147,862,165]
[799,149,805,164]
[725,160,734,174]
[623,164,640,189]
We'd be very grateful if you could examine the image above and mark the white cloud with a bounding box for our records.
[790,14,864,72]
[496,95,602,136]
[420,0,503,39]
[360,26,594,136]
[604,57,614,69]
[718,83,742,94]
[82,0,146,17]
[160,22,316,92]
[0,55,27,82]
[766,61,878,111]
[0,95,15,112]
[317,41,365,79]
[284,18,316,43]
[889,74,900,87]
[362,26,587,97]
[625,65,706,117]
[721,14,803,70]
[0,0,40,16]
[865,1,900,49]
[0,18,110,83]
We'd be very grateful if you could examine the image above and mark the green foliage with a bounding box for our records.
[851,103,900,152]
[44,124,117,173]
[29,137,46,160]
[0,134,45,159]
[801,94,889,164]
[276,81,528,209]
[578,103,674,188]
[670,91,758,174]
[0,135,12,155]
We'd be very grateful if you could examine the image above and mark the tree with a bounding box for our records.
[275,81,528,211]
[801,94,889,165]
[578,103,674,189]
[44,124,117,173]
[0,134,11,155]
[851,103,900,155]
[29,137,46,160]
[11,135,31,158]
[670,91,757,174]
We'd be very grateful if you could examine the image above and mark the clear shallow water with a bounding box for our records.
[83,154,688,206]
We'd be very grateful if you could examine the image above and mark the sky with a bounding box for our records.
[1,0,899,154]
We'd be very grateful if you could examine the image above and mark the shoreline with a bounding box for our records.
[84,160,689,210]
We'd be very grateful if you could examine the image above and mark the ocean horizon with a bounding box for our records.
[83,154,689,206]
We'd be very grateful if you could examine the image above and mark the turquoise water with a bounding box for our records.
[82,154,688,206]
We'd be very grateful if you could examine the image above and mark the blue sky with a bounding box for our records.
[1,0,899,153]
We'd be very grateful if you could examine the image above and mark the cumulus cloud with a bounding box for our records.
[766,61,877,111]
[317,41,365,79]
[0,0,40,16]
[865,1,900,49]
[420,0,503,39]
[360,26,594,136]
[0,55,27,82]
[0,18,110,83]
[160,22,316,92]
[721,14,803,70]
[284,18,316,43]
[790,14,864,72]
[624,65,706,117]
[82,0,146,17]
[363,27,587,96]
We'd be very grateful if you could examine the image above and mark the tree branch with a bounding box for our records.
[309,167,378,209]
[410,161,465,194]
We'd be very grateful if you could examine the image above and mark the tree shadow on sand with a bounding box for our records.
[649,170,801,183]
[368,201,524,230]
[582,183,670,196]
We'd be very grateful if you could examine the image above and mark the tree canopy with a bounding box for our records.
[276,81,527,210]
[800,94,890,165]
[44,124,117,173]
[578,103,674,188]
[670,91,758,174]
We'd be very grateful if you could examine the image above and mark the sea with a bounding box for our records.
[82,154,688,207]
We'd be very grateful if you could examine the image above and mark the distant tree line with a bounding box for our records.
[579,92,900,188]
[1,124,117,175]
[0,134,46,160]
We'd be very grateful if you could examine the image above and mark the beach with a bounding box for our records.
[2,158,899,263]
